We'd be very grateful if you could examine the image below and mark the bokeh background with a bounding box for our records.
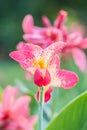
[0,1,87,128]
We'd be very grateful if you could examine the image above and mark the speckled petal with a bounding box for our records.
[57,69,78,89]
[23,43,43,60]
[49,55,60,71]
[43,41,66,62]
[9,50,34,68]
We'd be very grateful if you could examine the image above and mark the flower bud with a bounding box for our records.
[36,87,52,103]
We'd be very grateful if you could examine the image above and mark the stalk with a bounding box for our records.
[38,87,44,130]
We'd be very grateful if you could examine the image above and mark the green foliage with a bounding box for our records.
[46,91,87,130]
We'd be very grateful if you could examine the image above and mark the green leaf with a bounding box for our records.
[46,91,87,130]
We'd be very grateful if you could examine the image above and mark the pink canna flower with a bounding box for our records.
[22,10,68,48]
[22,14,48,48]
[9,42,78,99]
[62,32,87,72]
[0,86,37,130]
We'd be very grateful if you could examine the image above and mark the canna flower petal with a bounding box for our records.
[42,15,51,27]
[44,87,53,102]
[22,14,34,33]
[54,10,67,28]
[16,116,33,130]
[78,38,87,49]
[23,34,45,45]
[11,96,31,119]
[34,69,51,87]
[16,41,26,50]
[5,121,21,130]
[2,86,18,111]
[34,69,44,87]
[71,48,87,72]
[9,44,43,69]
[43,41,66,62]
[9,50,34,68]
[22,43,43,59]
[57,70,78,89]
[49,55,60,71]
[49,55,61,87]
[68,32,82,46]
[28,115,38,126]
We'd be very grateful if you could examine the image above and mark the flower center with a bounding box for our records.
[46,27,59,41]
[34,58,47,69]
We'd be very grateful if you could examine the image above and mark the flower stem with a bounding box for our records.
[38,87,44,130]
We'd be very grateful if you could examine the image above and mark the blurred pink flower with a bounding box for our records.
[42,10,68,42]
[9,42,78,90]
[22,14,48,48]
[42,12,87,71]
[69,22,85,35]
[62,32,87,72]
[0,86,37,130]
[22,10,68,48]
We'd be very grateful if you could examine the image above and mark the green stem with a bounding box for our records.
[38,87,44,130]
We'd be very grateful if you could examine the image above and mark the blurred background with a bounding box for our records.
[0,1,87,127]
